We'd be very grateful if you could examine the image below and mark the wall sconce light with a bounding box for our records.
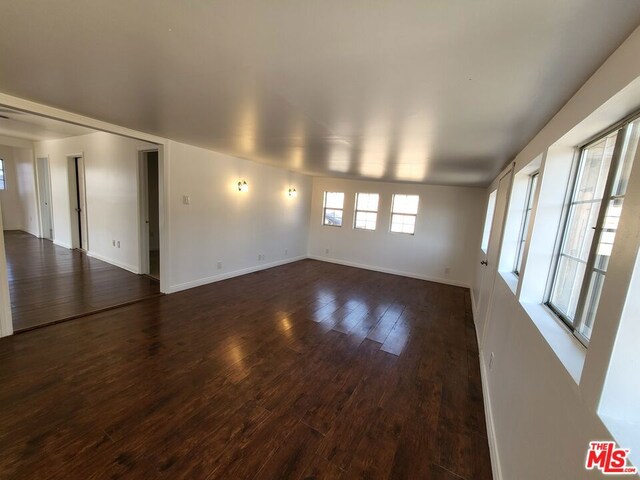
[288,187,298,198]
[238,180,249,192]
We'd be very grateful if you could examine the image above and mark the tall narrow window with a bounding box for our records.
[390,194,419,234]
[354,193,379,230]
[481,190,497,252]
[548,118,640,343]
[513,172,539,276]
[322,192,345,226]
[0,159,5,190]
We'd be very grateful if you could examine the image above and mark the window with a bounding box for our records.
[0,159,5,190]
[354,193,379,230]
[513,172,539,275]
[481,190,497,252]
[390,194,419,234]
[322,192,344,226]
[548,118,640,343]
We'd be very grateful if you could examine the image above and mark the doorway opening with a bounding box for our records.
[36,156,53,241]
[68,154,88,251]
[139,150,160,280]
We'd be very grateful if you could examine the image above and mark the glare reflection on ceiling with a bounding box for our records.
[359,136,388,178]
[360,162,386,178]
[396,162,427,181]
[290,147,304,169]
[237,95,257,153]
[328,147,351,173]
[391,113,431,181]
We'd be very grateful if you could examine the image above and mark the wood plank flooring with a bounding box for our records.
[3,230,161,331]
[0,259,492,479]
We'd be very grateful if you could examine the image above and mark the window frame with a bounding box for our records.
[389,194,420,235]
[513,171,539,276]
[322,191,345,227]
[0,158,5,190]
[546,118,637,346]
[353,192,379,231]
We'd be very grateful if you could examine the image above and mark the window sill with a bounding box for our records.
[520,302,586,384]
[599,414,640,471]
[499,270,519,295]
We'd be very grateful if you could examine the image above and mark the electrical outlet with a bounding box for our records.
[284,249,288,256]
[117,241,121,248]
[445,266,451,274]
[112,240,116,247]
[183,195,190,205]
[325,248,329,254]
[489,352,495,370]
[217,261,222,270]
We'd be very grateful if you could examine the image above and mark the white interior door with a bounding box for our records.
[36,157,53,240]
[475,168,513,346]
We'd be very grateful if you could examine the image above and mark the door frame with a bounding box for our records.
[35,155,54,240]
[67,153,88,251]
[137,148,160,278]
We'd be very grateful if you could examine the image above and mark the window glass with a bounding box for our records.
[481,190,497,252]
[323,192,344,226]
[0,159,5,190]
[390,194,419,234]
[579,120,640,339]
[392,194,419,214]
[514,173,539,275]
[548,119,639,343]
[354,193,379,230]
[549,132,617,323]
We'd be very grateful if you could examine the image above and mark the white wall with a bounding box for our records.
[0,144,38,234]
[308,176,484,288]
[482,277,613,480]
[166,140,312,292]
[476,26,640,480]
[13,147,39,236]
[35,132,156,272]
[0,144,23,230]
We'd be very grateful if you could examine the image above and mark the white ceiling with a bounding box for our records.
[0,107,95,142]
[1,1,640,186]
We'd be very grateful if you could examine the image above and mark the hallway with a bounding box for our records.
[4,231,160,331]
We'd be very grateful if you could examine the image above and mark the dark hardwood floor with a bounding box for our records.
[0,259,492,479]
[4,230,160,332]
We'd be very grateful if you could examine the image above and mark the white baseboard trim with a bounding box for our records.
[470,288,478,321]
[53,239,72,249]
[166,255,307,294]
[86,250,140,274]
[307,255,471,289]
[479,355,503,480]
